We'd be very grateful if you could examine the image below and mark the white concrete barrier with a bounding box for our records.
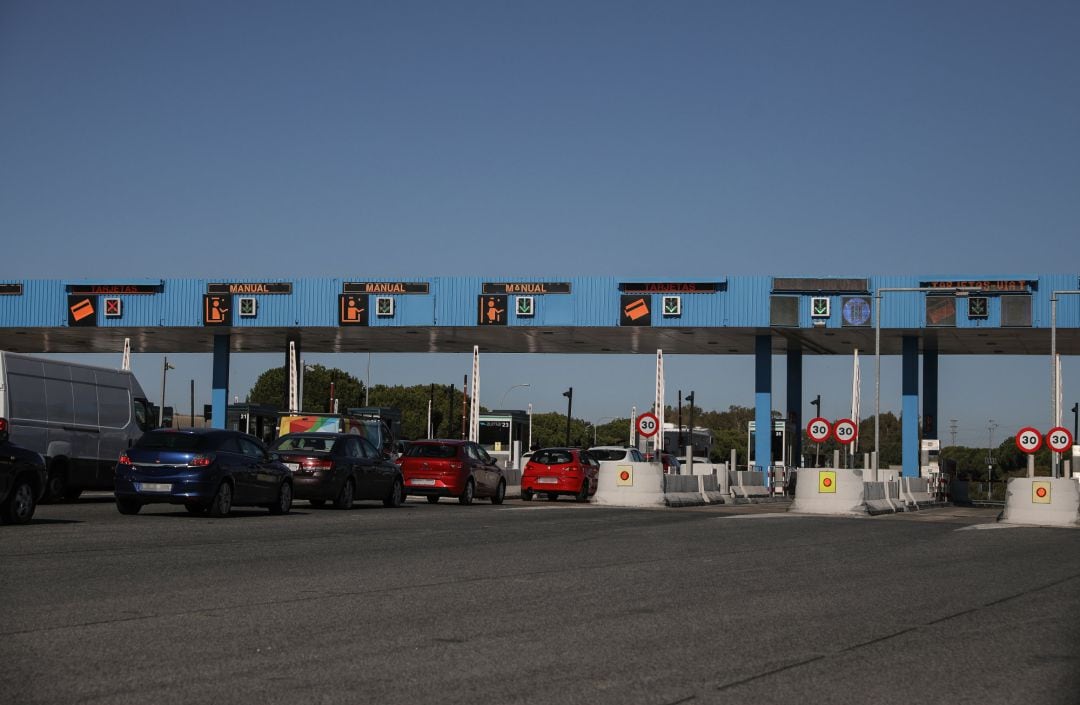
[728,470,771,500]
[663,474,704,507]
[1000,478,1080,528]
[789,468,866,515]
[593,461,666,507]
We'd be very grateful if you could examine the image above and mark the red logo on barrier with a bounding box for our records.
[823,477,833,488]
[619,470,630,481]
[1036,487,1047,498]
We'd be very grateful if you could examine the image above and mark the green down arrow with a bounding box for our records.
[813,300,828,315]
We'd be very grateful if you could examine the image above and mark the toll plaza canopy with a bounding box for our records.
[2,275,1077,476]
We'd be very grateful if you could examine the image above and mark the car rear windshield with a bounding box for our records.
[273,435,334,453]
[589,449,627,461]
[135,432,213,452]
[406,443,458,459]
[532,450,573,465]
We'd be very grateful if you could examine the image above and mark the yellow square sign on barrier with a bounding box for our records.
[1032,481,1051,504]
[818,471,837,494]
[616,465,634,486]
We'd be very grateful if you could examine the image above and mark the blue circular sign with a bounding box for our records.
[842,297,871,326]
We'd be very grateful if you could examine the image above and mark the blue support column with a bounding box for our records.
[211,334,230,430]
[922,348,938,441]
[786,346,803,467]
[755,335,773,481]
[902,336,919,477]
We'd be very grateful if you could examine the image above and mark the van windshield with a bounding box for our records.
[133,399,154,432]
[136,432,212,452]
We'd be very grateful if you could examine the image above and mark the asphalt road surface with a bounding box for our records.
[2,497,1078,705]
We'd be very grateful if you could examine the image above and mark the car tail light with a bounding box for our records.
[190,454,215,467]
[303,458,334,470]
[118,453,131,465]
[0,418,7,432]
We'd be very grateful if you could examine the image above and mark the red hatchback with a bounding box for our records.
[399,440,506,505]
[521,448,598,502]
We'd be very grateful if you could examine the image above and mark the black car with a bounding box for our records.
[271,432,405,509]
[0,417,48,525]
[114,429,293,517]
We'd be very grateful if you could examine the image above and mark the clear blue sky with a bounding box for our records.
[2,1,1078,446]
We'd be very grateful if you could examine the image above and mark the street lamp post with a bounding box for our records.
[811,394,821,467]
[562,388,573,447]
[874,286,980,481]
[685,391,695,475]
[159,356,175,428]
[986,419,998,497]
[500,383,531,408]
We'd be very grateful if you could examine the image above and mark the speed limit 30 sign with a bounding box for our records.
[832,418,857,445]
[636,412,659,438]
[806,417,831,444]
[1045,427,1073,453]
[1015,427,1042,454]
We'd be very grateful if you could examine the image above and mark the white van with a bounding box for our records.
[0,352,154,500]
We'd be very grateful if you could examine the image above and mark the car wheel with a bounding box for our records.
[116,498,142,515]
[426,495,440,504]
[458,479,474,505]
[491,480,505,505]
[383,478,404,508]
[547,492,558,502]
[309,499,326,508]
[184,503,206,516]
[269,482,293,515]
[44,467,67,503]
[521,489,533,501]
[0,478,36,525]
[208,482,233,517]
[576,480,590,503]
[334,479,355,510]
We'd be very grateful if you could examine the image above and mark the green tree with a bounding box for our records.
[247,364,364,413]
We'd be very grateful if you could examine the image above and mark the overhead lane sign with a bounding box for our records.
[207,282,292,295]
[619,282,725,294]
[344,282,430,294]
[66,283,163,295]
[482,282,571,295]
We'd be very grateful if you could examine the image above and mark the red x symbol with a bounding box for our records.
[105,299,121,315]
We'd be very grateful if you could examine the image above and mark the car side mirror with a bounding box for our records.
[268,452,281,462]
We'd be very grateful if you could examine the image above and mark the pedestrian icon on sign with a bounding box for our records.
[339,294,368,326]
[202,295,232,326]
[477,295,508,325]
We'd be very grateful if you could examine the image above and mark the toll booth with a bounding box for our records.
[227,404,280,443]
[746,419,792,468]
[478,410,530,470]
[920,439,941,477]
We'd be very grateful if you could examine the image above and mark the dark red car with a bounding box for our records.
[271,432,404,509]
[399,439,505,505]
[521,447,598,502]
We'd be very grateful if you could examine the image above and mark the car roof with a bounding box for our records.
[589,445,636,451]
[412,438,467,445]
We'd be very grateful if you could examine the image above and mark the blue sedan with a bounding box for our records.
[114,429,293,517]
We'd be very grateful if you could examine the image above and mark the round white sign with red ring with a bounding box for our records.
[832,418,857,445]
[1015,427,1042,454]
[806,417,831,444]
[636,412,659,438]
[1045,427,1073,453]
